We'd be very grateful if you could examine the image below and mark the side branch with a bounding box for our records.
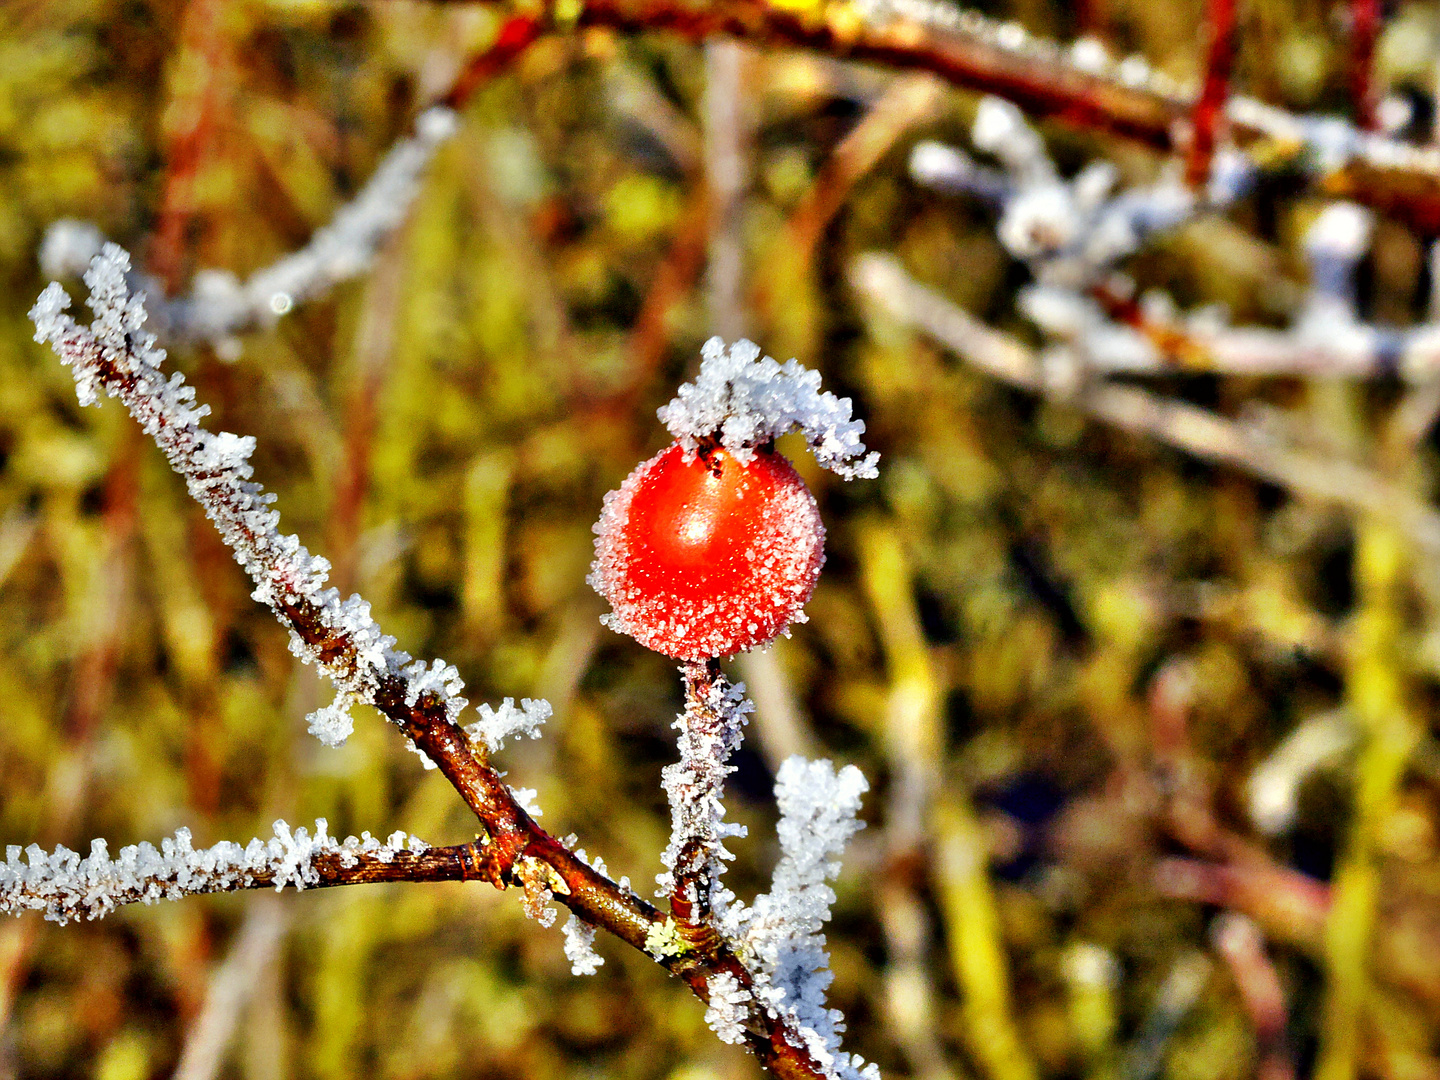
[1186,0,1236,187]
[0,823,482,925]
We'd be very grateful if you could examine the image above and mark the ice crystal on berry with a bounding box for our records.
[658,338,879,480]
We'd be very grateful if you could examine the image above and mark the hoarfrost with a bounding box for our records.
[509,787,544,819]
[727,757,877,1080]
[656,671,752,913]
[29,244,549,749]
[466,697,551,754]
[704,971,751,1044]
[562,913,605,975]
[0,819,424,925]
[658,338,879,479]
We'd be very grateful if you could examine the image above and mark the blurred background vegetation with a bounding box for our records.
[4,0,1440,1078]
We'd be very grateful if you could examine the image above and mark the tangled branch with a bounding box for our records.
[26,245,877,1080]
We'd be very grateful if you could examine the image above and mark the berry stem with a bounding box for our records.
[665,659,749,934]
[672,659,721,927]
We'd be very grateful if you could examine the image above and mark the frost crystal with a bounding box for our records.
[562,913,605,975]
[29,245,549,748]
[729,757,878,1080]
[466,697,551,754]
[658,338,879,479]
[657,670,753,913]
[704,971,751,1044]
[307,698,357,747]
[509,787,544,819]
[0,820,425,925]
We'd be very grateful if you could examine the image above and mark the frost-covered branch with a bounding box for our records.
[427,0,1440,228]
[660,661,752,924]
[0,820,465,925]
[40,107,459,354]
[911,96,1253,292]
[720,757,877,1080]
[913,101,1440,381]
[850,252,1440,554]
[27,244,869,1080]
[30,245,483,750]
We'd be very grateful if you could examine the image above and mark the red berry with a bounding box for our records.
[590,443,826,660]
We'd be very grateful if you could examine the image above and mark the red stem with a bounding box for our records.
[441,13,546,110]
[1349,0,1382,131]
[1186,0,1237,188]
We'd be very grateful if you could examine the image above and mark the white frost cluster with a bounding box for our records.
[0,820,426,925]
[911,97,1253,290]
[704,971,752,1044]
[509,787,544,819]
[658,338,879,479]
[721,757,877,1080]
[38,219,106,280]
[562,913,605,975]
[466,697,552,754]
[909,97,1440,380]
[657,672,753,911]
[39,107,458,355]
[30,244,548,746]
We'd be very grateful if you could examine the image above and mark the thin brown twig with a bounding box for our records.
[622,181,713,389]
[329,228,410,593]
[790,74,944,258]
[149,0,230,294]
[171,899,292,1080]
[1211,914,1295,1080]
[1141,662,1332,958]
[1155,857,1330,952]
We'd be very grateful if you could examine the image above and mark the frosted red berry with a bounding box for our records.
[589,443,825,660]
